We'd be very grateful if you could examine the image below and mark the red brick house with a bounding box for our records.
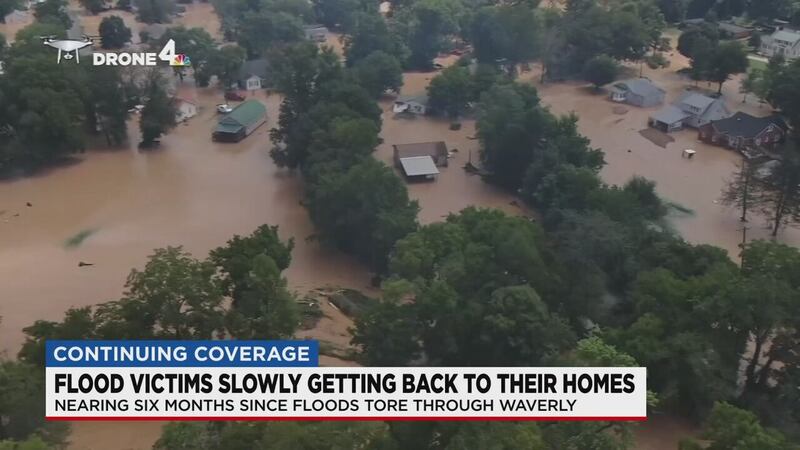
[699,112,787,150]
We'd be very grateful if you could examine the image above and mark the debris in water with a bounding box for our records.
[65,229,97,248]
[78,261,94,267]
[26,202,32,207]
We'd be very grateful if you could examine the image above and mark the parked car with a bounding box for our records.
[216,104,233,114]
[224,90,245,101]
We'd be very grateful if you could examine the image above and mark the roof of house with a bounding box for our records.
[238,59,269,81]
[676,92,716,112]
[399,156,440,177]
[651,105,690,125]
[393,141,447,162]
[710,112,787,138]
[718,22,751,35]
[609,78,665,98]
[395,94,429,106]
[771,29,800,43]
[216,100,266,132]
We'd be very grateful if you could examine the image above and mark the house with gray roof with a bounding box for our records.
[236,59,271,91]
[699,112,787,150]
[607,78,665,107]
[649,92,731,132]
[393,141,448,180]
[760,28,800,60]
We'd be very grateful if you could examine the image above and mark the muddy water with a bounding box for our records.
[377,66,530,224]
[78,1,222,44]
[526,40,800,258]
[0,9,34,42]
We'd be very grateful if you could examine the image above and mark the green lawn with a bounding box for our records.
[748,56,767,71]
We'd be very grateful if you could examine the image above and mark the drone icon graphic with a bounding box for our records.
[40,35,96,64]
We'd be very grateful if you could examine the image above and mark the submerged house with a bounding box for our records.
[607,78,665,107]
[393,141,448,180]
[235,58,271,91]
[212,100,267,142]
[699,112,787,150]
[649,92,731,132]
[393,94,429,115]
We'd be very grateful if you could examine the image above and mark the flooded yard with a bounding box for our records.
[526,39,800,257]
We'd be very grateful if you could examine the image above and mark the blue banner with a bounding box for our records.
[45,340,319,367]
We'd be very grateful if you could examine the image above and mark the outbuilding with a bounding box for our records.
[393,141,448,180]
[213,100,267,142]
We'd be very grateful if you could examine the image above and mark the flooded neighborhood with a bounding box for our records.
[2,0,800,448]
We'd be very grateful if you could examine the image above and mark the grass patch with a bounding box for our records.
[64,229,97,248]
[748,56,767,72]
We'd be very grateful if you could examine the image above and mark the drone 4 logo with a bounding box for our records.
[41,36,190,67]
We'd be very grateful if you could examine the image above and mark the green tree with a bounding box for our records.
[237,10,304,58]
[312,0,360,31]
[757,147,800,237]
[693,402,794,450]
[0,361,66,444]
[583,54,619,90]
[136,0,176,23]
[0,47,86,171]
[306,158,419,271]
[469,4,541,72]
[344,11,407,66]
[87,65,129,145]
[208,44,247,88]
[34,0,72,28]
[139,70,177,147]
[0,0,21,23]
[99,15,132,49]
[677,24,718,60]
[79,0,108,14]
[397,0,463,69]
[477,82,549,189]
[352,51,403,97]
[427,64,473,118]
[705,41,749,94]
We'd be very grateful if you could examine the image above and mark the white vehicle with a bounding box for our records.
[216,104,233,114]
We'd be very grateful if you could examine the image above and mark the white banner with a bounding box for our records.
[46,367,647,420]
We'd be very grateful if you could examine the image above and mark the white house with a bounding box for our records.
[393,94,429,115]
[760,29,800,60]
[236,59,270,91]
[175,98,198,122]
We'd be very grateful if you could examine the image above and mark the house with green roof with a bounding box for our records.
[213,100,267,142]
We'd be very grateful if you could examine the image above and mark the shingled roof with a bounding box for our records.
[710,112,787,139]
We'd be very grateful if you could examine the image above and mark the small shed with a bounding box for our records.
[213,99,267,142]
[393,94,429,115]
[398,156,440,180]
[393,141,448,167]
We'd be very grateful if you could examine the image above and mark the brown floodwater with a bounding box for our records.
[525,34,800,258]
[1,27,788,450]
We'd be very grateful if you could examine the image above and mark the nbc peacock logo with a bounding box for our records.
[171,54,191,67]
